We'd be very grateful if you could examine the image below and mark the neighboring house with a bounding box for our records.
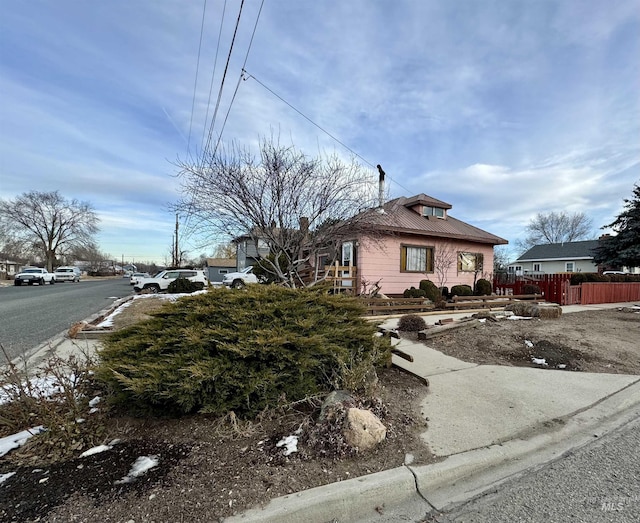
[206,258,237,283]
[0,258,20,278]
[337,194,508,295]
[234,234,271,271]
[509,239,640,275]
[508,240,600,275]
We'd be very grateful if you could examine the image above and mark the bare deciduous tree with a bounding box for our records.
[176,138,379,287]
[516,211,593,253]
[0,191,100,271]
[432,241,456,289]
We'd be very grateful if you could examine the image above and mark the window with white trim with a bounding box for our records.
[400,245,434,272]
[533,263,541,272]
[565,262,575,272]
[422,206,445,218]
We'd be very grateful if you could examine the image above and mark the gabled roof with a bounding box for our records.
[516,240,599,261]
[403,193,452,210]
[366,195,508,245]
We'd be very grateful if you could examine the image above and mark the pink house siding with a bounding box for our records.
[358,235,496,296]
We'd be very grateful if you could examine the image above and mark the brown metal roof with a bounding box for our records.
[365,195,508,245]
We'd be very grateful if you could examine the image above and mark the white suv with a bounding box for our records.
[14,267,56,286]
[222,266,259,289]
[133,269,208,293]
[54,266,82,282]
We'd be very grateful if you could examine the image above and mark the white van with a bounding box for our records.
[54,266,82,283]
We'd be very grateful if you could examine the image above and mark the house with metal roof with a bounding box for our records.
[334,193,508,295]
[508,240,600,275]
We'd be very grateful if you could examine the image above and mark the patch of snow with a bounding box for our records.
[88,396,101,407]
[0,426,45,457]
[276,435,298,456]
[0,472,16,485]
[531,357,548,366]
[115,455,160,484]
[89,407,100,414]
[557,364,567,369]
[508,315,533,321]
[80,444,112,457]
[96,292,208,327]
[478,318,486,323]
[524,340,534,348]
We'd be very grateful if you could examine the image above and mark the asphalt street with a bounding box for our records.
[423,415,640,523]
[0,278,132,360]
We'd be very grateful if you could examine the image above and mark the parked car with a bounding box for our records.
[14,267,56,286]
[129,272,150,285]
[133,269,208,293]
[54,266,82,283]
[222,266,259,289]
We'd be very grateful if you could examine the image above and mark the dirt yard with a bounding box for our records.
[413,307,640,375]
[1,300,639,522]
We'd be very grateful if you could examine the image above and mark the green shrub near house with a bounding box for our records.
[450,284,473,296]
[403,286,427,298]
[474,278,492,296]
[96,286,391,418]
[419,279,441,303]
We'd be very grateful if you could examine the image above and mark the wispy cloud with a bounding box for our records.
[1,0,638,263]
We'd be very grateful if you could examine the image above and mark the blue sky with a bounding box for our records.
[1,0,638,264]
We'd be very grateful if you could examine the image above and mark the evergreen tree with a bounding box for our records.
[592,184,640,269]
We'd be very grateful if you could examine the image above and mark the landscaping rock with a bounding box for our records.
[505,302,540,317]
[343,408,387,451]
[537,303,562,319]
[319,390,355,421]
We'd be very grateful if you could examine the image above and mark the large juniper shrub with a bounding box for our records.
[96,286,391,418]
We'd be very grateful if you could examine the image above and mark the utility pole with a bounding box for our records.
[174,214,179,267]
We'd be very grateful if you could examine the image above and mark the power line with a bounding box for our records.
[202,0,246,158]
[187,0,209,155]
[243,70,418,196]
[243,70,376,169]
[200,0,228,151]
[211,0,265,156]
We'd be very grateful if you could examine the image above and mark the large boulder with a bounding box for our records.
[342,407,387,451]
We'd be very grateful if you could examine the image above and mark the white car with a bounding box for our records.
[130,272,150,285]
[133,269,208,293]
[54,266,81,282]
[222,266,259,289]
[14,267,56,286]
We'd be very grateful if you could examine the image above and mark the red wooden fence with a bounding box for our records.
[494,275,640,305]
[494,274,571,305]
[580,282,640,305]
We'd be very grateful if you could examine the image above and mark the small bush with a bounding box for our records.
[450,284,473,296]
[419,279,441,303]
[397,314,427,332]
[403,286,427,298]
[570,273,588,285]
[523,284,541,295]
[167,276,202,294]
[96,286,391,418]
[474,279,492,296]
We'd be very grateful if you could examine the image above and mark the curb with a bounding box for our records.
[225,378,640,522]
